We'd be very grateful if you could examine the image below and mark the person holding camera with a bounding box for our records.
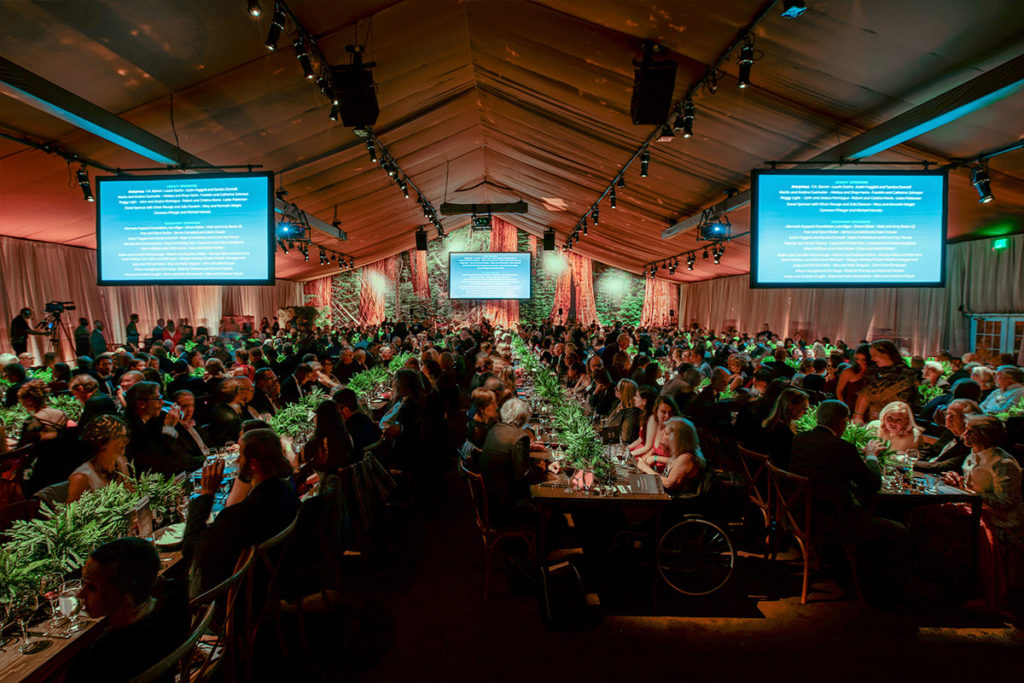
[9,307,47,355]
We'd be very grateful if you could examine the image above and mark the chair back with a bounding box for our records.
[242,513,300,677]
[187,547,256,681]
[458,458,490,532]
[766,463,812,543]
[128,603,216,683]
[0,444,34,497]
[0,497,39,536]
[737,445,772,512]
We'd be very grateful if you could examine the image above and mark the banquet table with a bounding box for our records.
[0,550,182,683]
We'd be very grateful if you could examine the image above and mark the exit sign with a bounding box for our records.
[993,237,1009,251]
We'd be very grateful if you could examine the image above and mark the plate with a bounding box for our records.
[154,522,185,549]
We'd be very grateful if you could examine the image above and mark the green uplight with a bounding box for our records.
[993,237,1009,251]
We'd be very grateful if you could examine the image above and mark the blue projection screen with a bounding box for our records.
[448,252,532,300]
[96,173,275,285]
[750,170,947,288]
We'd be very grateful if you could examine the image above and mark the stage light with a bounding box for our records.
[265,4,285,50]
[737,37,754,89]
[687,253,695,270]
[705,70,719,94]
[319,248,326,266]
[581,216,588,236]
[592,206,599,226]
[702,248,709,259]
[247,0,262,17]
[781,0,807,18]
[609,187,617,209]
[328,103,339,122]
[385,160,397,177]
[398,178,409,198]
[366,139,377,164]
[669,259,678,274]
[76,165,94,202]
[656,123,674,143]
[971,164,994,203]
[640,147,649,178]
[617,176,626,189]
[674,99,694,138]
[294,39,315,80]
[316,76,337,105]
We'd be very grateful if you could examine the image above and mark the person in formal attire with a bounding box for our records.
[73,318,91,357]
[165,360,206,400]
[125,313,140,350]
[123,381,186,476]
[589,369,617,417]
[914,398,981,474]
[67,415,132,503]
[2,362,27,408]
[250,367,280,418]
[758,388,809,469]
[605,379,643,444]
[150,318,165,346]
[332,388,381,454]
[379,368,423,468]
[637,417,705,494]
[16,380,68,446]
[65,538,185,683]
[629,395,680,465]
[172,390,208,470]
[478,398,548,525]
[980,365,1024,414]
[69,374,119,429]
[334,346,364,384]
[301,400,354,474]
[9,307,46,355]
[183,428,298,595]
[853,340,918,423]
[279,364,314,405]
[89,353,118,397]
[89,320,108,358]
[203,377,245,448]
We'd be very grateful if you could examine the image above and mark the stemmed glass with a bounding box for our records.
[40,574,67,632]
[58,581,87,633]
[10,590,50,654]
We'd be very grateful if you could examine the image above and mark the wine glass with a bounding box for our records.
[40,574,67,631]
[10,589,50,654]
[59,581,87,633]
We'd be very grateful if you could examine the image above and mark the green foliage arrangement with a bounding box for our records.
[48,394,83,422]
[268,388,329,438]
[793,405,882,454]
[190,366,205,378]
[27,368,53,384]
[0,473,185,599]
[918,382,946,405]
[994,397,1024,422]
[347,365,390,398]
[0,404,30,439]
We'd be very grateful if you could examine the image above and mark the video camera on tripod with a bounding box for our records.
[45,301,76,314]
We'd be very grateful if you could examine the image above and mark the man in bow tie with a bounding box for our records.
[172,390,208,470]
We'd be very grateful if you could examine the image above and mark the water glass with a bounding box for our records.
[59,581,87,632]
[10,590,49,654]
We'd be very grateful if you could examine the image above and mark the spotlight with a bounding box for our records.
[781,0,807,18]
[303,249,309,262]
[687,253,695,270]
[366,139,377,164]
[76,165,94,202]
[328,103,339,122]
[713,246,723,265]
[294,39,315,80]
[319,248,326,266]
[247,0,262,17]
[316,76,337,105]
[592,206,599,226]
[971,164,994,203]
[705,70,719,94]
[639,147,650,178]
[737,37,754,89]
[656,123,675,143]
[702,248,709,259]
[673,99,694,138]
[385,160,397,177]
[617,176,626,189]
[669,260,678,274]
[287,240,294,251]
[265,4,285,51]
[609,187,617,209]
[398,178,409,199]
[338,258,344,270]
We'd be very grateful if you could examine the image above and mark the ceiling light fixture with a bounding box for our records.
[609,187,617,209]
[294,38,315,80]
[639,147,650,178]
[247,0,262,17]
[781,0,807,18]
[971,163,995,203]
[591,206,599,226]
[76,165,94,202]
[678,99,694,138]
[265,4,285,50]
[737,36,755,89]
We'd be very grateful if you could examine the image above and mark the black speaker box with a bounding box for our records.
[543,231,555,251]
[630,60,677,125]
[331,66,380,128]
[415,230,428,251]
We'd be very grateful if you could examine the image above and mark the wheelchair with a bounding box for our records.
[655,470,737,596]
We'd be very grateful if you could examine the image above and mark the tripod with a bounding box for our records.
[42,311,76,360]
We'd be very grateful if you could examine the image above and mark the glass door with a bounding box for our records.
[969,315,1024,359]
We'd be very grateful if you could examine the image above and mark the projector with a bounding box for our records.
[781,0,807,18]
[472,214,492,229]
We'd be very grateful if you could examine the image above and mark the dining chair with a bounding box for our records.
[128,603,216,683]
[766,463,863,604]
[737,445,773,557]
[186,547,256,682]
[458,459,536,599]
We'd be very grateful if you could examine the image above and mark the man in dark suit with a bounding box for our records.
[171,389,209,471]
[182,429,298,595]
[914,398,979,474]
[333,388,380,454]
[165,360,205,399]
[789,400,909,598]
[278,364,314,406]
[124,381,187,476]
[70,374,120,427]
[766,348,796,381]
[250,368,279,418]
[88,353,118,397]
[478,398,547,525]
[203,378,244,448]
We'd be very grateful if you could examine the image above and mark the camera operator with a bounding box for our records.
[9,307,47,355]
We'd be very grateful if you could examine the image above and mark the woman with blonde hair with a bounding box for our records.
[759,388,809,469]
[867,400,922,452]
[637,417,705,494]
[605,379,642,444]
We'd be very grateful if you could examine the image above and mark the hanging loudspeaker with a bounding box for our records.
[415,230,428,251]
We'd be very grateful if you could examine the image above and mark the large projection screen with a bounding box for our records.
[750,169,947,288]
[96,172,275,285]
[448,251,532,300]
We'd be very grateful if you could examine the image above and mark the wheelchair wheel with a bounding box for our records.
[657,517,736,596]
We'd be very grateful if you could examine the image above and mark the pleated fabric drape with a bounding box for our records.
[640,276,675,328]
[0,235,301,359]
[358,256,396,325]
[484,217,520,329]
[676,234,1024,356]
[410,249,430,298]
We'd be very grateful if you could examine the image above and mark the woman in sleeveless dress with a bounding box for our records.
[67,415,131,503]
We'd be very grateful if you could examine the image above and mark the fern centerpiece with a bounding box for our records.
[268,388,329,439]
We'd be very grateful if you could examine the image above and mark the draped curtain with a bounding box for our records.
[484,216,520,329]
[302,276,334,309]
[0,235,301,360]
[410,249,430,298]
[358,256,396,325]
[677,234,1024,356]
[641,276,675,328]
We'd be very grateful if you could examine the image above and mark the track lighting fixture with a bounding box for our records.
[676,99,694,138]
[687,253,695,270]
[609,187,617,209]
[617,176,626,189]
[76,165,94,202]
[592,206,599,226]
[294,38,315,79]
[265,4,285,50]
[398,178,409,198]
[366,139,377,164]
[581,216,588,236]
[656,123,675,143]
[328,103,339,122]
[971,163,994,203]
[640,147,650,178]
[669,259,678,274]
[705,69,719,94]
[737,37,754,89]
[781,0,807,18]
[247,0,262,17]
[702,248,709,259]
